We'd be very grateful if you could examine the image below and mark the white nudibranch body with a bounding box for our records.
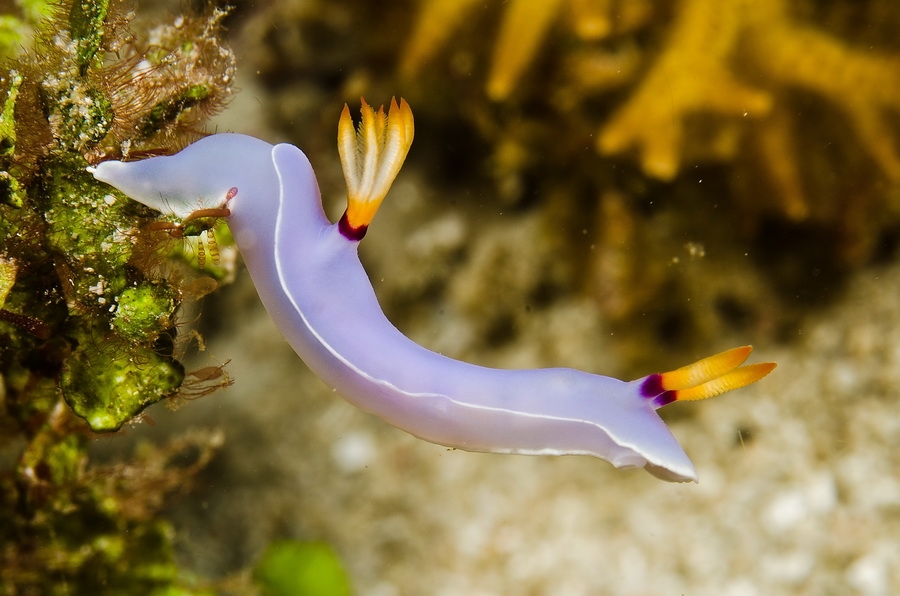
[90,99,775,483]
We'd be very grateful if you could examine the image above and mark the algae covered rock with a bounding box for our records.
[0,0,238,592]
[61,320,184,432]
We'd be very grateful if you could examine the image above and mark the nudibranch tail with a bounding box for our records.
[338,97,414,239]
[642,346,776,407]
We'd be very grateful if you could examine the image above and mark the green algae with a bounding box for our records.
[61,320,185,432]
[68,0,109,75]
[0,70,22,207]
[113,282,178,343]
[0,0,237,593]
[139,84,212,141]
[254,540,352,596]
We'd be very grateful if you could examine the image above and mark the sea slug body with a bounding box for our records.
[89,99,775,482]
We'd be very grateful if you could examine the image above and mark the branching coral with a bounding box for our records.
[597,0,900,230]
[596,0,773,182]
[401,0,654,100]
[737,0,900,226]
[402,0,900,234]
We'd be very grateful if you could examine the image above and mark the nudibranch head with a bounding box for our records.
[87,134,276,220]
[640,346,776,408]
[338,97,415,240]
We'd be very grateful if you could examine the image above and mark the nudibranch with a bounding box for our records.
[89,98,775,482]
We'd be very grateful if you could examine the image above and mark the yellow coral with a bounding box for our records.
[402,0,649,101]
[595,0,900,227]
[486,0,565,100]
[400,0,900,254]
[597,0,772,181]
[741,0,900,219]
[401,0,483,78]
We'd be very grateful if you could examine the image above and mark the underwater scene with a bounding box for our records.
[1,0,899,593]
